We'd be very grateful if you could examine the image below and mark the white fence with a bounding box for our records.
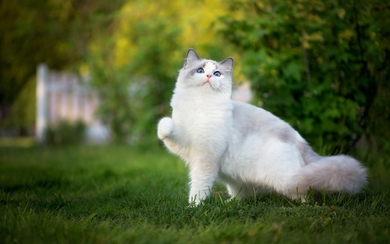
[36,64,109,144]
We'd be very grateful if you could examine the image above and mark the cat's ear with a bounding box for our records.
[220,57,234,74]
[184,48,201,68]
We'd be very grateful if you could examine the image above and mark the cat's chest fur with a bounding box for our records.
[170,88,233,151]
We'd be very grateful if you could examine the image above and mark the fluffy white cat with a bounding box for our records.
[157,48,367,205]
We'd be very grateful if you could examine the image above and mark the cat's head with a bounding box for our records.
[176,49,234,94]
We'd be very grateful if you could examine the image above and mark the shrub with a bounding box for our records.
[44,120,86,145]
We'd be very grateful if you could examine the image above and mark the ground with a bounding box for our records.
[0,144,389,243]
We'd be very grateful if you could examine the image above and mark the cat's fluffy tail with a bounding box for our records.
[291,155,368,196]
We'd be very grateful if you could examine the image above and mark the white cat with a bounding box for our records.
[157,48,367,205]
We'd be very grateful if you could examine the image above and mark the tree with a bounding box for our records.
[0,0,125,131]
[219,0,390,152]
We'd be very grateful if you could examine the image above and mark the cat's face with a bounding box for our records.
[177,49,234,94]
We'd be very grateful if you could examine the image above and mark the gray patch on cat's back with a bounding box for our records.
[250,111,295,143]
[297,140,321,165]
[270,124,321,165]
[272,126,293,143]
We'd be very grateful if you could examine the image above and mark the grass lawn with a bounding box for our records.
[0,144,389,243]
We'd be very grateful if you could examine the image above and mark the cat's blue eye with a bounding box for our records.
[197,68,204,73]
[213,71,221,77]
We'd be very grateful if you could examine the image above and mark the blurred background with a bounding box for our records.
[1,0,389,154]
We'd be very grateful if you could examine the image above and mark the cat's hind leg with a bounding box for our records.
[226,182,261,200]
[226,183,243,199]
[285,187,307,203]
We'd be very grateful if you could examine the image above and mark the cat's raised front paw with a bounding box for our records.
[157,117,174,140]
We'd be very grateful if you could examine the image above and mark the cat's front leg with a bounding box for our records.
[157,117,174,140]
[188,165,218,205]
[157,117,184,154]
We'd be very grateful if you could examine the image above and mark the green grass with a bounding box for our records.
[0,145,389,243]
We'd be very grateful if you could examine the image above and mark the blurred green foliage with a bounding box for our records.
[44,120,86,145]
[0,0,126,135]
[2,0,389,151]
[1,78,36,133]
[89,21,181,143]
[0,0,124,105]
[219,0,390,152]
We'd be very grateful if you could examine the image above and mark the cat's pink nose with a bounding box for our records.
[206,74,212,78]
